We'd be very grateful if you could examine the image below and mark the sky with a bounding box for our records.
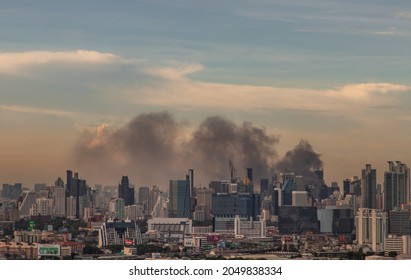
[1,0,411,189]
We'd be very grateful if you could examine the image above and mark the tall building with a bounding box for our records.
[1,183,22,201]
[30,198,53,216]
[356,208,388,252]
[118,176,134,206]
[388,209,411,236]
[53,187,66,217]
[109,198,125,221]
[361,164,377,209]
[66,170,88,219]
[138,186,150,215]
[278,206,319,234]
[384,161,410,211]
[66,196,76,219]
[168,179,191,218]
[211,193,261,234]
[280,172,296,206]
[66,170,73,197]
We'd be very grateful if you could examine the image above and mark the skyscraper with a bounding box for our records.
[384,161,410,211]
[118,176,134,206]
[168,178,191,218]
[361,164,377,209]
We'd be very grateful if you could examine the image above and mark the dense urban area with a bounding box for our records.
[0,161,410,260]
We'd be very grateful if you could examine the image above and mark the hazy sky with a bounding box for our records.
[1,0,411,188]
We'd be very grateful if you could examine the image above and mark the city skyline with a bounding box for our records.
[1,1,411,187]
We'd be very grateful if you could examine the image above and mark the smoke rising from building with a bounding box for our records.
[275,140,323,185]
[73,112,322,188]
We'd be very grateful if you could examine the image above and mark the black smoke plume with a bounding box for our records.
[73,112,322,188]
[275,140,323,185]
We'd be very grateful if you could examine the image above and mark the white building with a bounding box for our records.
[30,198,53,216]
[384,235,411,255]
[356,208,388,252]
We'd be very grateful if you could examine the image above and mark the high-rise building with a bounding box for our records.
[53,187,66,217]
[278,206,319,234]
[66,170,89,219]
[1,183,22,201]
[168,179,191,218]
[361,164,377,209]
[343,179,351,197]
[356,208,388,252]
[138,186,150,215]
[118,176,134,206]
[109,198,125,221]
[30,198,53,216]
[66,196,76,219]
[66,170,73,197]
[388,209,411,236]
[384,161,410,211]
[211,193,261,234]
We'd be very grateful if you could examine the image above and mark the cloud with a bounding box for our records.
[330,83,410,100]
[0,104,74,117]
[396,12,411,20]
[0,50,120,75]
[144,63,204,80]
[129,64,410,113]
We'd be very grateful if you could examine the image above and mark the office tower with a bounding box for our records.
[66,171,88,219]
[168,178,191,218]
[125,204,144,220]
[361,164,377,209]
[343,179,350,197]
[260,178,270,196]
[66,170,73,197]
[1,183,22,200]
[212,193,261,235]
[194,187,214,221]
[138,186,150,214]
[53,187,66,217]
[30,198,53,216]
[109,198,125,221]
[278,206,319,234]
[66,196,76,219]
[280,172,296,205]
[356,208,388,252]
[388,209,411,236]
[384,161,410,211]
[209,180,230,193]
[118,176,134,206]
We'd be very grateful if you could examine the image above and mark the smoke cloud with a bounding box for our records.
[73,112,322,189]
[275,140,323,185]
